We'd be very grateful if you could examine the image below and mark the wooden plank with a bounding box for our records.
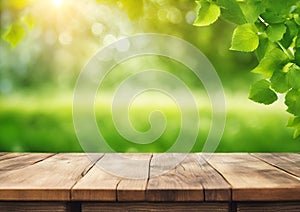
[82,202,229,212]
[252,153,300,178]
[149,153,231,201]
[0,153,29,162]
[72,153,152,201]
[197,154,231,201]
[0,153,8,157]
[206,153,300,201]
[0,202,68,212]
[117,154,152,201]
[0,153,54,171]
[237,202,300,212]
[0,153,102,201]
[146,154,204,202]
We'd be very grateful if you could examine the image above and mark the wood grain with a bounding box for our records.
[82,202,229,212]
[0,153,29,162]
[117,154,152,201]
[237,202,300,212]
[0,153,102,201]
[0,153,300,204]
[147,154,204,201]
[72,153,152,201]
[206,153,300,201]
[0,202,67,212]
[252,153,300,178]
[197,154,231,201]
[0,153,8,158]
[0,153,54,171]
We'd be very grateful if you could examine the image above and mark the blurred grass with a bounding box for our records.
[0,92,300,152]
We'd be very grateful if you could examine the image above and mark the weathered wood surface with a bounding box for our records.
[252,153,300,178]
[147,154,204,201]
[72,153,151,201]
[237,202,300,212]
[0,153,103,201]
[0,153,299,208]
[0,153,54,171]
[207,153,300,201]
[146,154,231,202]
[0,202,68,212]
[82,202,229,212]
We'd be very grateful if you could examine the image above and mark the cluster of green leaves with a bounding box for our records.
[194,0,300,138]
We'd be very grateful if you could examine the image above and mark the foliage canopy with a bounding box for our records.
[195,0,300,138]
[2,0,300,139]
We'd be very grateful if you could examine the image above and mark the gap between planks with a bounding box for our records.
[250,153,300,180]
[69,153,105,201]
[71,153,153,201]
[0,153,104,201]
[72,153,231,202]
[116,154,154,202]
[1,153,300,203]
[144,153,153,197]
[146,153,232,202]
[0,153,56,171]
[200,153,233,201]
[206,153,300,201]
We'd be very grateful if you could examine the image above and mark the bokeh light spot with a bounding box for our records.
[185,11,196,25]
[59,32,72,45]
[52,0,63,7]
[103,34,117,46]
[92,23,105,36]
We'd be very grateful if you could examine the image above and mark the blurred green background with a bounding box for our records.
[1,0,300,152]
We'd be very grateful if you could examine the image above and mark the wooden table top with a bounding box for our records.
[0,153,299,202]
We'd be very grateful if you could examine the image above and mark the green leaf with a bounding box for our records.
[281,20,298,48]
[286,20,299,38]
[294,13,300,26]
[264,0,298,16]
[287,116,300,138]
[255,36,276,61]
[238,0,265,23]
[287,65,300,89]
[255,20,267,32]
[261,0,298,24]
[260,11,285,24]
[285,89,300,116]
[230,23,259,52]
[295,48,300,67]
[217,0,246,25]
[293,125,300,138]
[194,1,221,26]
[270,70,290,93]
[249,79,278,105]
[287,116,297,127]
[2,22,25,48]
[296,36,300,48]
[252,48,288,77]
[266,24,287,42]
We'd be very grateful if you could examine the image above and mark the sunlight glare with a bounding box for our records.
[52,0,63,7]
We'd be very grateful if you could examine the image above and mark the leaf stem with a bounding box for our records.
[276,41,294,60]
[258,16,294,60]
[258,16,268,27]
